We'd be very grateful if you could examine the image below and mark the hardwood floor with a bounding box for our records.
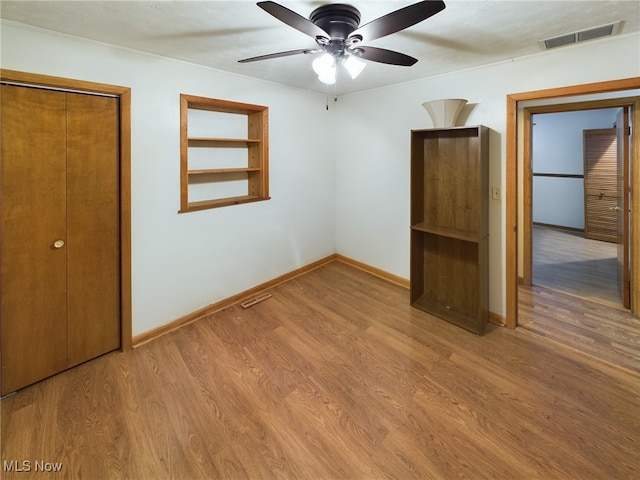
[528,224,639,373]
[518,284,640,374]
[2,261,639,479]
[532,225,621,307]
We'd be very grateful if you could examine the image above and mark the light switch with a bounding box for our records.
[491,186,501,200]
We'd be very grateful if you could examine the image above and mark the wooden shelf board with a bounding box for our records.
[412,294,486,335]
[180,195,270,213]
[188,168,261,176]
[188,138,261,148]
[411,223,486,243]
[411,125,483,135]
[183,95,267,115]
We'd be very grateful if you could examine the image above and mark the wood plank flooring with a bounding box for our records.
[2,261,639,479]
[532,225,621,307]
[528,224,639,373]
[518,284,640,374]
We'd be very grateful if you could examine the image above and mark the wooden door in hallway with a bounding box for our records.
[1,84,121,395]
[583,128,617,243]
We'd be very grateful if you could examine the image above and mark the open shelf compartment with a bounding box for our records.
[410,230,488,335]
[179,94,269,213]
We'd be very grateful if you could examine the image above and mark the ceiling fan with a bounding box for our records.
[239,1,446,84]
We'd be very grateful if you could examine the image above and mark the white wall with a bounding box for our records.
[532,109,619,229]
[333,32,640,318]
[1,21,337,336]
[2,19,639,330]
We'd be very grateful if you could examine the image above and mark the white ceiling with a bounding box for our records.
[1,1,639,96]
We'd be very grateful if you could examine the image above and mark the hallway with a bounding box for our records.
[532,225,620,308]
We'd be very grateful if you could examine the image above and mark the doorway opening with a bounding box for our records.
[505,78,640,370]
[530,107,627,310]
[506,78,640,328]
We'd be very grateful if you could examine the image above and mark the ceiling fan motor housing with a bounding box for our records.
[310,4,361,40]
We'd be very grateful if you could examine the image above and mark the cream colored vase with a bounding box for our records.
[422,99,468,128]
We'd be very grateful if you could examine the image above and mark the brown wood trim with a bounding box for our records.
[522,108,533,289]
[260,107,270,199]
[335,254,410,288]
[633,99,640,315]
[506,77,640,330]
[507,78,640,102]
[179,94,189,213]
[506,94,518,329]
[525,96,640,115]
[132,254,338,347]
[119,88,133,351]
[180,195,270,213]
[0,69,130,96]
[1,69,133,351]
[181,94,268,114]
[133,254,508,347]
[488,311,506,327]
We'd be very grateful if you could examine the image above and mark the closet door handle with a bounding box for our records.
[53,240,65,249]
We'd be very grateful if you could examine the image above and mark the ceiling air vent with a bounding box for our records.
[540,21,622,50]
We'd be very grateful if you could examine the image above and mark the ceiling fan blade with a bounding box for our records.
[238,48,320,63]
[350,0,446,42]
[355,46,418,66]
[257,1,329,40]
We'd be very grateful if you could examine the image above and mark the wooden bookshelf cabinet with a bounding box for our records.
[179,95,269,212]
[410,126,489,334]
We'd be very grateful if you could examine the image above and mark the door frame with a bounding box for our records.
[0,69,132,350]
[522,99,635,287]
[506,77,640,328]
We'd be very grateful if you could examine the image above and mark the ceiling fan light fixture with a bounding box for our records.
[312,53,337,84]
[242,1,447,86]
[317,68,336,85]
[343,54,366,79]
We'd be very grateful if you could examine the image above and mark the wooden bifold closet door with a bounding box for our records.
[1,84,120,395]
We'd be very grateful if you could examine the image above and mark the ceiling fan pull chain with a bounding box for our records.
[324,82,328,110]
[325,82,332,110]
[325,83,339,110]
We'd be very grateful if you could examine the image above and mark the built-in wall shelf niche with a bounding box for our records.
[410,126,489,335]
[179,94,269,212]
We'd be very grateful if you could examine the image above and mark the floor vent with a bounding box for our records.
[240,292,272,309]
[540,21,622,50]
